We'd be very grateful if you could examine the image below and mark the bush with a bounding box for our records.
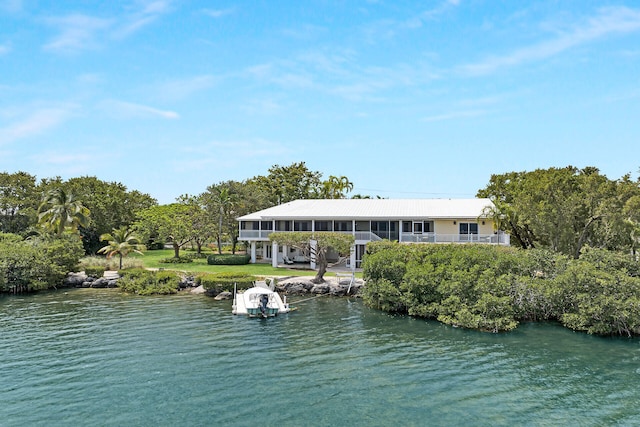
[196,272,255,293]
[159,256,193,264]
[207,254,251,265]
[84,266,106,278]
[362,242,640,336]
[118,268,180,295]
[79,255,143,271]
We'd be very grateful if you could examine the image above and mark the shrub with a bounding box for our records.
[117,268,180,295]
[196,272,255,293]
[159,256,193,264]
[79,255,143,271]
[207,254,251,265]
[84,266,106,278]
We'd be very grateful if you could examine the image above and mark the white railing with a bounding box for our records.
[239,230,273,239]
[355,231,382,241]
[400,232,509,245]
[239,229,509,245]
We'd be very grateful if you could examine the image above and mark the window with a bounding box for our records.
[275,221,291,231]
[334,221,352,232]
[459,223,478,234]
[294,220,312,231]
[261,221,273,230]
[413,222,423,234]
[355,221,370,232]
[402,221,412,233]
[315,221,332,231]
[241,221,259,230]
[424,221,434,233]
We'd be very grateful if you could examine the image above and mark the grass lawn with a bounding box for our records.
[134,249,325,277]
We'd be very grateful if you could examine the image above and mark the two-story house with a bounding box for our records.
[237,198,509,269]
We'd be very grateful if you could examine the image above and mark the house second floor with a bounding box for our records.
[237,198,509,245]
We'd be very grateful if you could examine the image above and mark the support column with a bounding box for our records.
[310,239,317,270]
[250,241,256,264]
[272,241,278,268]
[350,245,356,271]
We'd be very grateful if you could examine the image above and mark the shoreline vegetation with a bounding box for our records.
[362,242,640,337]
[2,165,640,337]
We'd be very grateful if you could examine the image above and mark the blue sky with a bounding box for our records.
[1,0,639,203]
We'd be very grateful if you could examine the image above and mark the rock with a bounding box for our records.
[91,277,109,288]
[64,272,88,287]
[214,291,232,300]
[311,284,330,294]
[191,285,206,295]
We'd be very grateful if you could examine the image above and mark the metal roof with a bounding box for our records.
[237,198,494,221]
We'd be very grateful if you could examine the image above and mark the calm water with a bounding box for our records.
[2,290,640,427]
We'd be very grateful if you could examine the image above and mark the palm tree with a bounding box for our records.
[98,226,145,270]
[37,188,90,236]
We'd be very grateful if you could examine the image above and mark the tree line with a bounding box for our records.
[477,166,640,258]
[0,163,355,291]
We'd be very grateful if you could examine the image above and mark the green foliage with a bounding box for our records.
[207,254,251,265]
[159,257,193,264]
[134,203,195,259]
[477,166,640,257]
[84,266,106,277]
[97,226,145,270]
[117,268,180,295]
[196,272,255,292]
[37,188,90,236]
[0,233,84,292]
[362,242,640,336]
[78,255,144,271]
[269,231,355,282]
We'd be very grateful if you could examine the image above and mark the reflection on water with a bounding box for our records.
[2,289,640,426]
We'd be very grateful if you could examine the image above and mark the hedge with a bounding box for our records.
[197,272,255,293]
[207,254,251,265]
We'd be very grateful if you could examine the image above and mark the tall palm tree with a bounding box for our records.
[98,226,145,270]
[37,188,90,236]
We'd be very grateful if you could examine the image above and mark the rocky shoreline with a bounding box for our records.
[63,271,365,297]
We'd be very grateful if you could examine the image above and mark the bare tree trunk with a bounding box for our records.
[173,242,180,258]
[312,251,327,283]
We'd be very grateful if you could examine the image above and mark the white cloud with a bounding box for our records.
[460,6,640,76]
[42,1,173,52]
[0,107,73,145]
[113,0,172,39]
[100,99,179,120]
[156,75,217,101]
[43,14,113,52]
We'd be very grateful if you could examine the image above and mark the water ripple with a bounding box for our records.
[3,291,640,426]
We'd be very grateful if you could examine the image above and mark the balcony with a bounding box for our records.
[399,232,509,245]
[238,229,509,245]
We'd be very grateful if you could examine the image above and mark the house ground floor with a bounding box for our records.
[247,240,366,270]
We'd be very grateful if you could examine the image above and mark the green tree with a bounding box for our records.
[269,231,354,283]
[37,188,90,236]
[62,176,157,254]
[98,226,146,270]
[250,162,323,205]
[177,194,215,256]
[134,204,194,258]
[477,166,640,257]
[0,171,39,234]
[318,175,354,199]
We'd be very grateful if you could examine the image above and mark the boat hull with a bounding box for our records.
[232,283,290,317]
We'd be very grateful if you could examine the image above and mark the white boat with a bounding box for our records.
[232,278,291,317]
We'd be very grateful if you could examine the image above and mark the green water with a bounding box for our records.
[2,289,640,427]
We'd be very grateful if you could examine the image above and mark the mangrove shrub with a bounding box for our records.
[362,242,640,336]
